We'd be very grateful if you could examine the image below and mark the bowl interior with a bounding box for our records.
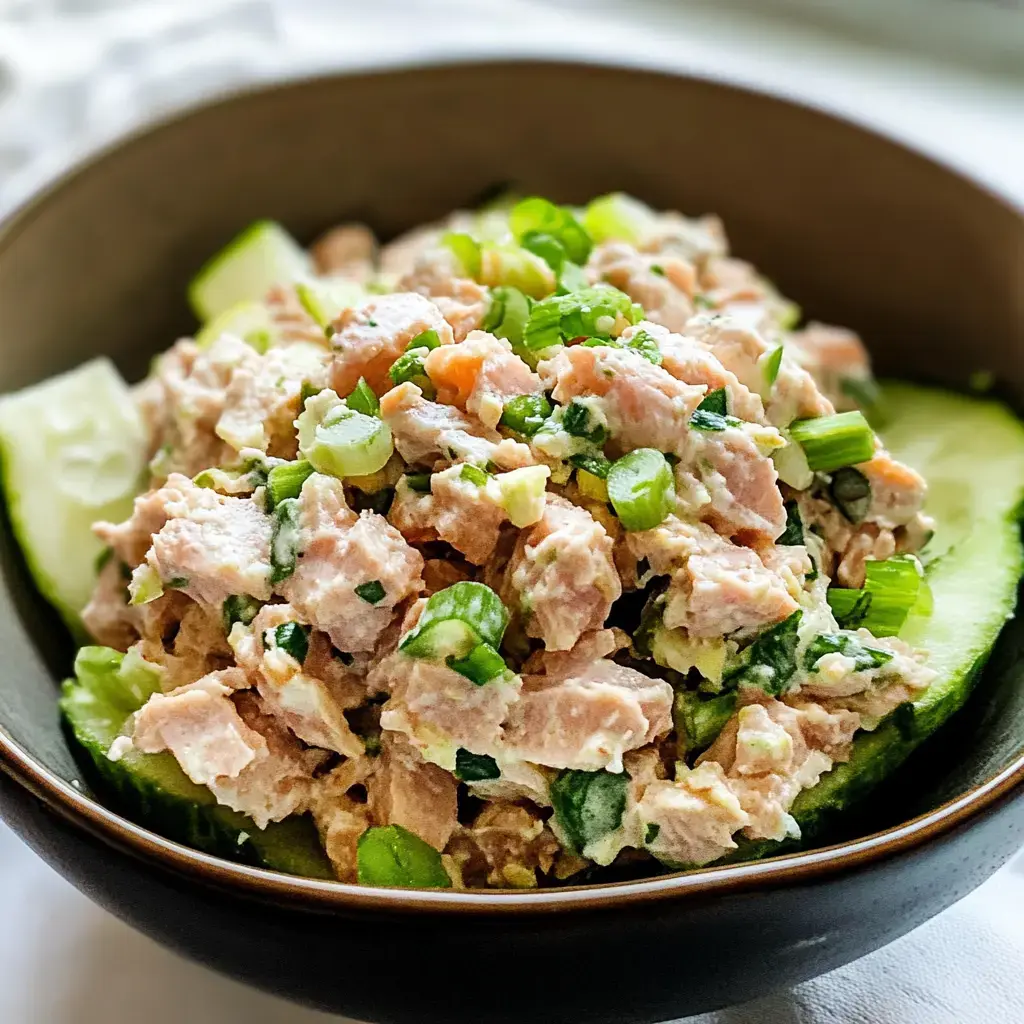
[0,60,1022,880]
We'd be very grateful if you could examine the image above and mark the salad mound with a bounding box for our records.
[3,192,1022,890]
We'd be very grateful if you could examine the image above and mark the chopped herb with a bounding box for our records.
[568,452,612,479]
[269,497,301,585]
[645,822,661,844]
[804,632,893,672]
[404,472,432,493]
[829,466,871,523]
[299,380,322,406]
[345,377,380,417]
[355,580,386,605]
[674,690,737,755]
[649,264,665,277]
[763,346,784,389]
[625,328,662,366]
[697,387,728,416]
[460,463,490,487]
[222,594,261,633]
[723,611,802,696]
[265,459,315,511]
[165,576,189,590]
[500,393,552,436]
[690,407,741,432]
[779,500,804,546]
[693,293,716,310]
[550,768,629,855]
[828,588,873,629]
[454,749,501,782]
[366,318,378,328]
[272,621,310,664]
[388,348,434,397]
[562,400,607,442]
[408,328,441,351]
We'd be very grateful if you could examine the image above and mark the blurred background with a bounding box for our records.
[0,1,1021,1022]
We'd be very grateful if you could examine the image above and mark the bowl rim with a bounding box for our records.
[0,56,1021,914]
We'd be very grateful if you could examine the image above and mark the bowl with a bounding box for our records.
[0,60,1022,1024]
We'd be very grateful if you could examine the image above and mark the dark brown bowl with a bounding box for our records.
[0,60,1022,1024]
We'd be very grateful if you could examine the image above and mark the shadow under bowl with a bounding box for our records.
[0,60,1022,1024]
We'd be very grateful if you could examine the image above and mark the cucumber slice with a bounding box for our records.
[295,279,366,330]
[60,648,333,879]
[188,221,310,322]
[733,383,1024,861]
[194,300,279,353]
[0,358,146,635]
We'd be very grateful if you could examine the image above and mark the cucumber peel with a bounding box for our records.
[60,647,333,878]
[730,383,1024,862]
[0,358,146,637]
[188,220,310,322]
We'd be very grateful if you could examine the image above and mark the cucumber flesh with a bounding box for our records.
[0,358,146,635]
[194,300,280,353]
[60,649,333,879]
[734,383,1024,859]
[188,221,310,322]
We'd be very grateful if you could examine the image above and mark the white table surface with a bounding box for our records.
[0,3,1022,1022]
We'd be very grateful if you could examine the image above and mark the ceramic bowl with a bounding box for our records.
[0,61,1021,1024]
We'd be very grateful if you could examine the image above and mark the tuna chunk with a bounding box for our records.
[587,241,697,332]
[310,223,377,281]
[636,762,751,867]
[627,517,797,638]
[389,466,510,566]
[380,381,533,470]
[857,450,927,528]
[788,322,872,412]
[624,321,765,422]
[448,801,560,888]
[215,341,328,455]
[677,423,788,544]
[538,344,706,456]
[82,558,137,651]
[281,475,424,654]
[502,660,672,773]
[640,211,728,263]
[398,247,490,341]
[505,496,621,651]
[310,756,375,881]
[367,733,459,851]
[686,314,833,427]
[425,330,540,429]
[127,473,274,606]
[329,292,455,396]
[238,603,365,757]
[136,599,233,691]
[374,653,522,771]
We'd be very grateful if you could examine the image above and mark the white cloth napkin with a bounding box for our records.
[0,4,1021,1022]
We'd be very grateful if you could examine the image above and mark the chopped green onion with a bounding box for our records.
[270,497,301,585]
[624,328,662,366]
[723,611,802,696]
[388,347,434,397]
[297,396,394,478]
[510,196,592,266]
[521,230,566,274]
[674,690,737,756]
[222,594,261,633]
[265,460,315,511]
[443,232,481,278]
[459,463,490,487]
[355,580,386,605]
[804,632,893,672]
[454,749,501,782]
[763,346,784,390]
[345,377,380,417]
[789,411,875,473]
[164,576,189,590]
[550,768,629,855]
[272,621,310,663]
[447,641,507,685]
[562,400,607,442]
[499,393,553,436]
[568,453,612,479]
[645,823,661,845]
[400,581,510,658]
[829,466,871,523]
[299,381,323,406]
[356,824,451,889]
[403,472,432,493]
[697,387,728,416]
[607,448,676,531]
[408,328,441,351]
[582,193,657,245]
[523,285,642,353]
[482,286,532,352]
[778,500,804,546]
[827,556,925,637]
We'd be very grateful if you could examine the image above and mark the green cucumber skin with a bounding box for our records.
[60,688,334,879]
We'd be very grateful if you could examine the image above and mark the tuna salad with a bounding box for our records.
[6,191,1018,892]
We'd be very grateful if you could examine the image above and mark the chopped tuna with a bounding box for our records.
[310,223,377,281]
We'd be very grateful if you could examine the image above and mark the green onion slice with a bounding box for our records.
[789,411,875,473]
[356,824,451,888]
[272,621,310,663]
[265,460,315,511]
[499,393,553,436]
[607,448,676,531]
[345,377,380,417]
